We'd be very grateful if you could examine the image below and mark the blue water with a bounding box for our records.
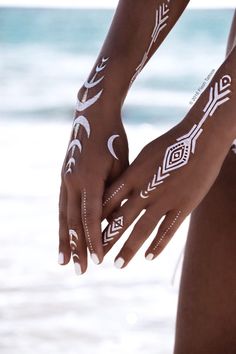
[0,7,235,354]
[0,8,234,124]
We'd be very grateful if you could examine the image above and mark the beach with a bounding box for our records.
[0,6,234,354]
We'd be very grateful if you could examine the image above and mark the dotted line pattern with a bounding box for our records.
[103,183,125,207]
[153,211,181,251]
[82,188,94,253]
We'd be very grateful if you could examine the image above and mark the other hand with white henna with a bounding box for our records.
[102,59,236,268]
[58,57,129,274]
[57,0,191,275]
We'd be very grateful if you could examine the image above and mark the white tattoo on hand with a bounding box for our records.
[107,134,120,160]
[65,57,109,174]
[140,74,232,199]
[103,216,124,246]
[130,1,170,86]
[69,229,79,251]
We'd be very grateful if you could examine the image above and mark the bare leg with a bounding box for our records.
[174,11,236,353]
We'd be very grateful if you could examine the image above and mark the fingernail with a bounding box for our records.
[145,253,154,261]
[58,252,64,265]
[74,262,82,276]
[91,253,100,265]
[114,257,125,269]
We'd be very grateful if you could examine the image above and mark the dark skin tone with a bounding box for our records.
[58,0,190,273]
[58,4,236,351]
[174,11,236,354]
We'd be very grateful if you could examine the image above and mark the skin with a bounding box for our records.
[58,2,236,352]
[174,11,236,354]
[58,0,190,272]
[101,45,236,267]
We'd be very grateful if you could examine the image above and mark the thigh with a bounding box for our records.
[174,149,236,354]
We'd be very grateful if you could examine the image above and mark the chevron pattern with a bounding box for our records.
[69,229,79,251]
[140,74,231,199]
[103,216,124,245]
[130,1,170,86]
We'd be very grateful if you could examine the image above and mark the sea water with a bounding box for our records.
[0,7,234,354]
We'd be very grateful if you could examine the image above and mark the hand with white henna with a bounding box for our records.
[58,0,191,275]
[58,59,129,274]
[102,49,236,269]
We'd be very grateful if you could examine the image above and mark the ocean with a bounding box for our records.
[0,6,234,354]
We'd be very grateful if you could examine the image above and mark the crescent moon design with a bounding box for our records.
[72,254,80,262]
[66,167,72,174]
[69,229,79,241]
[67,139,82,154]
[96,63,107,72]
[140,191,149,199]
[107,134,120,160]
[66,157,76,168]
[76,90,103,112]
[73,116,90,138]
[70,240,77,250]
[84,75,104,89]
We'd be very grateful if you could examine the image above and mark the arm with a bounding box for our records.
[58,0,190,275]
[101,46,236,268]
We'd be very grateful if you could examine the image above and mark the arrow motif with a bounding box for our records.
[140,74,231,199]
[130,1,170,86]
[103,216,124,245]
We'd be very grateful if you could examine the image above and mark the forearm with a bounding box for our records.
[180,45,236,159]
[78,0,190,109]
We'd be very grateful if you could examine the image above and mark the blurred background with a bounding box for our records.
[0,1,235,353]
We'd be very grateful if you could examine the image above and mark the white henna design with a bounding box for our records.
[153,211,181,250]
[72,253,80,262]
[69,229,79,251]
[140,74,232,199]
[76,90,103,111]
[107,134,120,160]
[103,216,124,246]
[103,184,125,207]
[130,1,170,86]
[65,57,109,174]
[79,56,109,104]
[232,139,236,154]
[73,116,91,137]
[82,189,94,253]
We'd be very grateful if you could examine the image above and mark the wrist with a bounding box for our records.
[76,86,122,122]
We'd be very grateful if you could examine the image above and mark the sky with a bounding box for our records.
[0,0,235,8]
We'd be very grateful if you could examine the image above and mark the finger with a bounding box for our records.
[58,182,71,265]
[114,208,163,269]
[102,195,143,255]
[145,209,183,260]
[81,186,104,265]
[67,192,88,275]
[102,177,131,219]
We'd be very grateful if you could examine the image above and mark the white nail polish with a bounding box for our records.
[74,262,82,275]
[91,253,100,265]
[145,253,154,261]
[58,252,64,265]
[114,257,125,269]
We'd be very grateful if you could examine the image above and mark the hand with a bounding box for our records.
[58,87,129,275]
[102,119,230,269]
